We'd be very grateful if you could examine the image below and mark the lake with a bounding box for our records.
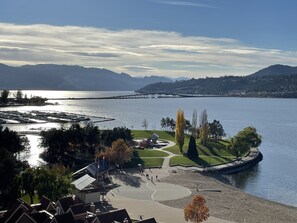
[2,90,297,207]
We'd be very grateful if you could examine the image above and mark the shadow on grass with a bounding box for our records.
[188,156,211,168]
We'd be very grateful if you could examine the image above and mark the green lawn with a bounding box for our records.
[125,157,164,168]
[21,194,40,204]
[170,155,236,167]
[133,149,168,157]
[131,130,236,168]
[132,130,175,140]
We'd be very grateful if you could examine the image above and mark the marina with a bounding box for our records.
[0,110,114,125]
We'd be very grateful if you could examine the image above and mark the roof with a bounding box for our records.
[57,197,75,213]
[3,199,35,223]
[84,216,99,223]
[52,212,73,223]
[136,218,157,223]
[68,203,86,216]
[16,212,37,223]
[72,174,96,191]
[30,212,51,223]
[87,160,110,177]
[97,209,131,223]
[40,196,52,210]
[151,133,159,139]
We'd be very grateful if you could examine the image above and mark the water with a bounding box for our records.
[2,91,297,207]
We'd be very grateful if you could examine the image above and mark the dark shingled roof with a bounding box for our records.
[57,197,75,213]
[52,212,73,223]
[40,196,51,210]
[30,212,51,223]
[15,212,37,223]
[3,199,35,223]
[68,203,86,216]
[97,209,132,223]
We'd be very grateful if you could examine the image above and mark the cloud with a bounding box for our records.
[0,23,297,77]
[151,0,217,9]
[122,65,156,73]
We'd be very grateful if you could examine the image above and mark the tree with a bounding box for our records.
[187,136,198,159]
[0,90,10,103]
[21,168,36,204]
[142,119,148,131]
[175,109,185,153]
[35,166,73,201]
[191,109,198,138]
[110,139,132,167]
[208,120,226,141]
[160,118,166,130]
[229,126,262,157]
[199,109,208,146]
[14,90,23,102]
[184,195,209,223]
[0,126,28,208]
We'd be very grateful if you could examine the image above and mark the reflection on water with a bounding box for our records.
[19,135,45,167]
[226,164,261,189]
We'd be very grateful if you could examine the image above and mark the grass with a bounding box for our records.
[133,149,168,157]
[131,130,236,168]
[132,130,175,140]
[170,155,236,167]
[125,157,164,168]
[21,194,40,204]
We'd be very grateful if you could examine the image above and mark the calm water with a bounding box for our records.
[2,91,297,207]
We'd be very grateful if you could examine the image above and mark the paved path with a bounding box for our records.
[109,139,260,222]
[108,168,235,223]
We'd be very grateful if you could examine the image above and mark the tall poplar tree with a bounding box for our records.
[175,109,185,153]
[199,109,208,146]
[191,109,198,138]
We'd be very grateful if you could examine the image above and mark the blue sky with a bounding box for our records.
[0,0,297,77]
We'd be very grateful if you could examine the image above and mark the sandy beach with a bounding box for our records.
[159,170,297,223]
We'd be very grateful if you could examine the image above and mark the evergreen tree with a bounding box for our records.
[187,135,198,158]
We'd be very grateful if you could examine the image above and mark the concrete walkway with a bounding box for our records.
[108,168,236,223]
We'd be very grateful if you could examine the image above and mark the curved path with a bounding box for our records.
[106,140,260,223]
[109,169,235,223]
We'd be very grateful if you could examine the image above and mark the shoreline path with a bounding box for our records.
[107,140,236,223]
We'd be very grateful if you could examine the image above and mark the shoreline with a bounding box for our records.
[158,169,297,223]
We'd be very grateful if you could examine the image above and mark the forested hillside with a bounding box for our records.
[137,65,297,98]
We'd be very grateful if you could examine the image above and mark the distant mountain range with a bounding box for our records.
[1,63,297,98]
[137,64,297,98]
[0,64,174,91]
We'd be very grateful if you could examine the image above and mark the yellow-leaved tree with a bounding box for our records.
[175,109,185,153]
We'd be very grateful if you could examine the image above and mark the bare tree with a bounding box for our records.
[142,119,148,131]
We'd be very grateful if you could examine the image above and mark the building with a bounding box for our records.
[72,160,112,204]
[0,196,157,223]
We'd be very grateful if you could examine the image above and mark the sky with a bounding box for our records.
[1,0,297,78]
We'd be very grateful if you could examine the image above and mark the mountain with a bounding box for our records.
[137,64,297,98]
[250,64,297,77]
[0,64,172,91]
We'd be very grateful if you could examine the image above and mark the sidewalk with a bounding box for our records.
[108,168,236,223]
